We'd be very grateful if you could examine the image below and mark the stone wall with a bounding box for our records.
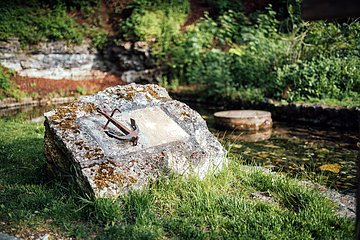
[0,38,108,80]
[0,38,160,82]
[103,41,160,83]
[173,93,360,131]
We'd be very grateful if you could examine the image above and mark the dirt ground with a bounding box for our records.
[13,74,125,98]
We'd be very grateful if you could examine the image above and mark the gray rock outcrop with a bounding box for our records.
[44,84,226,197]
[104,41,161,83]
[0,38,107,80]
[0,38,160,82]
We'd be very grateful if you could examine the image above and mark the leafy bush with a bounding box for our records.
[164,4,360,104]
[188,49,235,96]
[0,0,109,47]
[167,14,217,80]
[0,5,84,44]
[0,65,24,100]
[121,0,189,41]
[303,20,360,59]
[85,27,108,49]
[167,7,290,100]
[275,56,360,101]
[0,65,13,95]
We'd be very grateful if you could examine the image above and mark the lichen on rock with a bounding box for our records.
[44,83,226,198]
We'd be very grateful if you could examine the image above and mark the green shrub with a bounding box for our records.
[303,20,360,59]
[0,65,13,94]
[85,27,108,49]
[121,0,189,41]
[0,65,24,100]
[167,7,291,99]
[0,5,84,44]
[165,5,359,105]
[167,14,217,80]
[190,49,235,96]
[275,56,360,101]
[0,1,108,46]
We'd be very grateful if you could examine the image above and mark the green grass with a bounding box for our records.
[293,95,360,108]
[0,118,354,239]
[0,5,84,44]
[0,118,97,238]
[0,1,106,46]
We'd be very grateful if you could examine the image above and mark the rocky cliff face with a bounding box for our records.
[103,41,160,83]
[0,38,160,82]
[0,38,106,80]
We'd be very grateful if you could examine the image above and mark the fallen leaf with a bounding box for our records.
[258,153,270,158]
[232,144,243,149]
[262,144,281,149]
[317,148,330,153]
[319,163,341,173]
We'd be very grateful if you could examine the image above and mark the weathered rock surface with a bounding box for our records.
[44,84,226,197]
[104,41,161,83]
[121,68,161,84]
[0,38,107,80]
[0,38,160,82]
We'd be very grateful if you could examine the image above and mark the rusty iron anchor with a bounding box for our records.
[96,107,139,146]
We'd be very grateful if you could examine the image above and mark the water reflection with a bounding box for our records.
[0,103,64,121]
[193,103,358,194]
[225,129,272,142]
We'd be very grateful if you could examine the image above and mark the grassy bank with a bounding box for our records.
[0,118,354,239]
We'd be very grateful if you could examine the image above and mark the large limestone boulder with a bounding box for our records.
[44,84,226,197]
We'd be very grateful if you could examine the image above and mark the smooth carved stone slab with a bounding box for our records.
[44,84,226,197]
[78,106,190,157]
[214,110,272,131]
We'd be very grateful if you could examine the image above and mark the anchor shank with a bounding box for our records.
[96,107,139,146]
[97,108,132,134]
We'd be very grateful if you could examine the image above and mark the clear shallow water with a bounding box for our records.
[189,103,358,194]
[0,103,64,121]
[1,102,358,193]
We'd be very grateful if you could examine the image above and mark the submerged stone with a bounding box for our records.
[44,84,226,197]
[319,163,341,173]
[214,110,272,131]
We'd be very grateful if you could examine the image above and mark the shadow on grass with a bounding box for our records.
[0,137,48,185]
[0,120,96,238]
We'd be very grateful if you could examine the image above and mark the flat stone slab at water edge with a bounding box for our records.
[44,84,226,197]
[214,110,272,131]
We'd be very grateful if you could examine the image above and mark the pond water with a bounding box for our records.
[0,103,65,122]
[1,102,358,194]
[188,103,358,194]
